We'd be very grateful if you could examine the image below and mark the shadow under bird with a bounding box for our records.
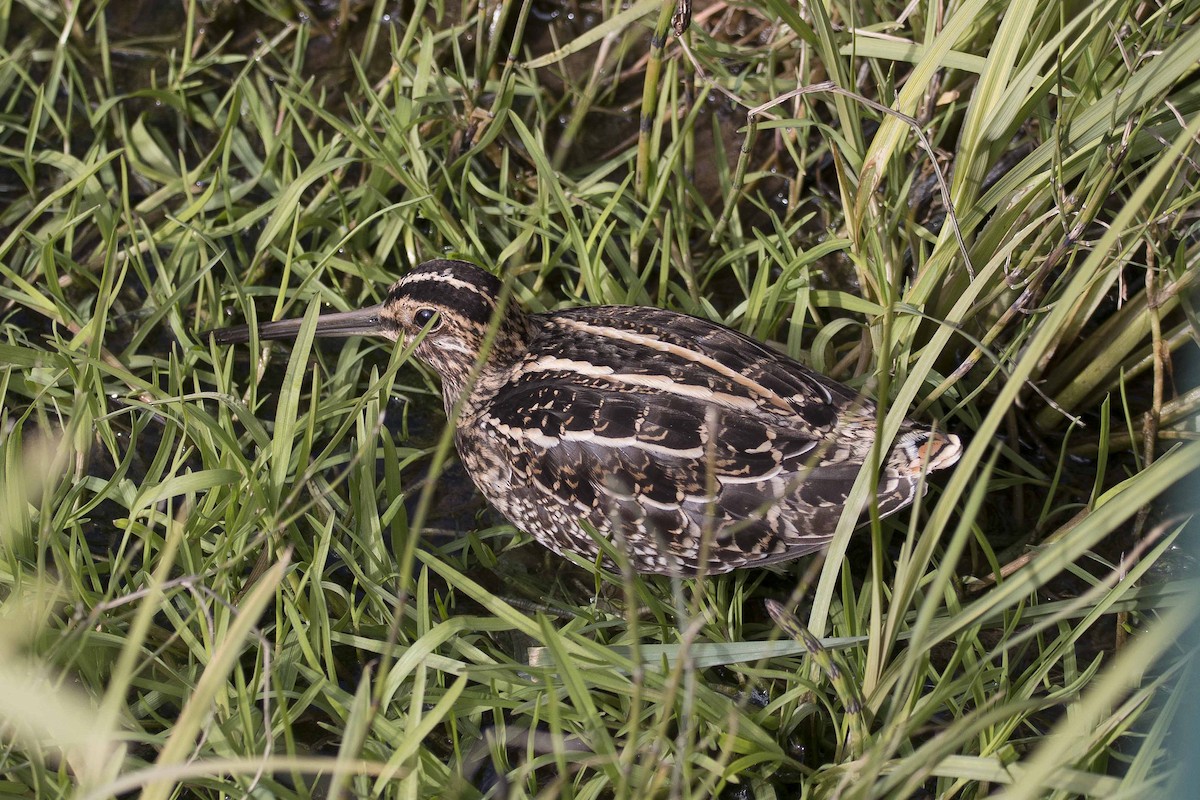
[210,260,962,576]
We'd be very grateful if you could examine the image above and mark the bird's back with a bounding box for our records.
[454,305,955,575]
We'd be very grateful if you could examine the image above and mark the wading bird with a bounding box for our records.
[211,260,961,575]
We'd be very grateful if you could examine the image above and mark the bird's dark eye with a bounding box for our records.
[414,308,440,330]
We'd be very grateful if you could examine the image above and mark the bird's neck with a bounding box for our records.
[435,309,531,414]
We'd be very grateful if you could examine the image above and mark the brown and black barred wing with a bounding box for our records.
[543,306,869,428]
[472,375,873,575]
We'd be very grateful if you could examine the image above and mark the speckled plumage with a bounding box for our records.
[212,259,962,576]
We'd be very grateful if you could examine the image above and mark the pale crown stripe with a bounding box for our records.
[401,270,493,298]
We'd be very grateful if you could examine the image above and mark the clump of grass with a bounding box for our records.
[1,0,1197,798]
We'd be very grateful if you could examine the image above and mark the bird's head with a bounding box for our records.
[211,259,528,406]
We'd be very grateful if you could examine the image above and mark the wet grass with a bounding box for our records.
[1,0,1198,797]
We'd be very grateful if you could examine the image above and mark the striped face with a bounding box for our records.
[380,261,528,403]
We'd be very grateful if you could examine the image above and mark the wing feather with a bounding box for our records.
[455,305,932,575]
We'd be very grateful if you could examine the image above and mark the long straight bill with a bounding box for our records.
[209,304,387,344]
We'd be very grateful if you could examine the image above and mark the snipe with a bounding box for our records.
[211,260,962,576]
